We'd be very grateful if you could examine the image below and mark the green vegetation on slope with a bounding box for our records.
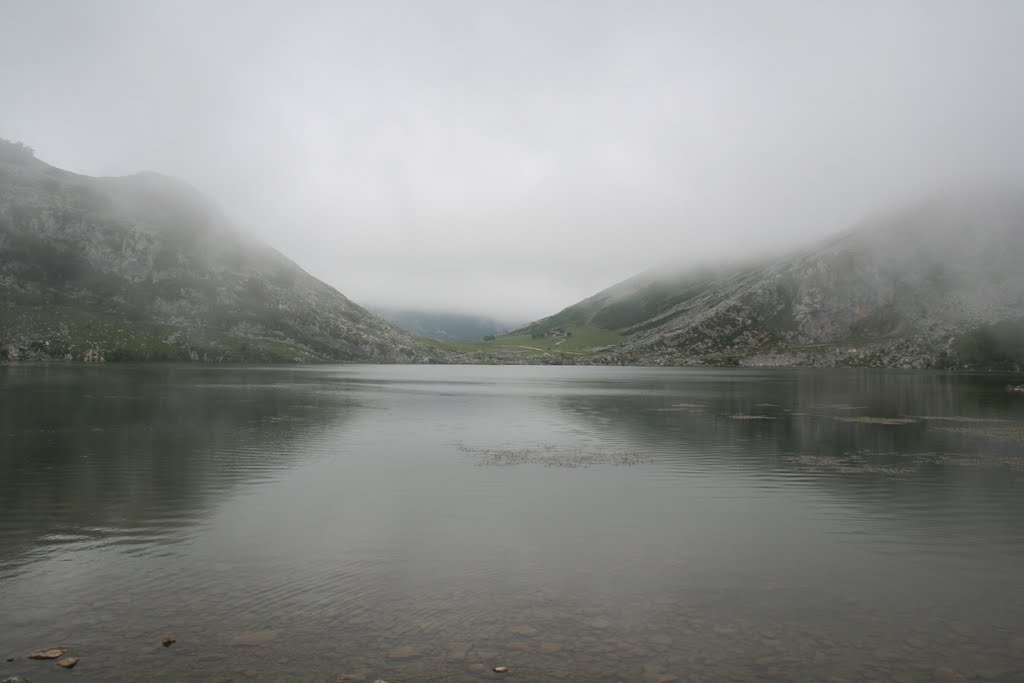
[434,324,621,358]
[514,267,728,340]
[954,319,1024,371]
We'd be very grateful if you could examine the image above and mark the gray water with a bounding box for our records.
[1,364,1023,682]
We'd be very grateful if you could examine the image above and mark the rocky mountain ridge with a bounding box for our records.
[0,140,458,363]
[524,190,1024,369]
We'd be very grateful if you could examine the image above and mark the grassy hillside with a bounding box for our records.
[513,267,728,338]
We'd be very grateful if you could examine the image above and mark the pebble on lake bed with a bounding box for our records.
[56,657,79,669]
[28,648,69,660]
[161,635,176,647]
[493,666,510,673]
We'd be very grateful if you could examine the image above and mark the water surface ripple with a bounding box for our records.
[1,364,1023,682]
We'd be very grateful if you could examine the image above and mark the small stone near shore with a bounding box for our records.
[493,666,510,673]
[161,635,176,647]
[56,657,79,669]
[4,657,14,662]
[28,648,69,660]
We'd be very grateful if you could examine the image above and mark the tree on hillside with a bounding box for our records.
[0,139,35,163]
[955,319,1024,370]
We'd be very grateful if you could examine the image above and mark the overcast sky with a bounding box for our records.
[2,1,1024,320]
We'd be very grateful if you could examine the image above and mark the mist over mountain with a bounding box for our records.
[369,307,520,343]
[5,2,1024,320]
[2,136,1022,369]
[518,190,1024,369]
[0,140,455,363]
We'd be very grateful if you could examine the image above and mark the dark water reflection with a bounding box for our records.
[1,365,1023,682]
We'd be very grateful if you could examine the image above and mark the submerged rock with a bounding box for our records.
[28,648,69,660]
[509,624,538,637]
[387,646,422,660]
[161,635,176,647]
[493,666,510,673]
[56,657,79,669]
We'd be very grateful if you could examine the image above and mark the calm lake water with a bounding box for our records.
[2,364,1024,682]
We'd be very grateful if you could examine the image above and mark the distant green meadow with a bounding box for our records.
[423,324,622,357]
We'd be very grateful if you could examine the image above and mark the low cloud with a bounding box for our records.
[3,0,1023,319]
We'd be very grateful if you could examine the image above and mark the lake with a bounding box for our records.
[1,364,1023,682]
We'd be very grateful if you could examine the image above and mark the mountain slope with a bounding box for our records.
[514,264,737,338]
[0,140,453,363]
[522,190,1024,368]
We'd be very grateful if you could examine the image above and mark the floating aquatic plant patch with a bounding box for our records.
[456,442,653,468]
